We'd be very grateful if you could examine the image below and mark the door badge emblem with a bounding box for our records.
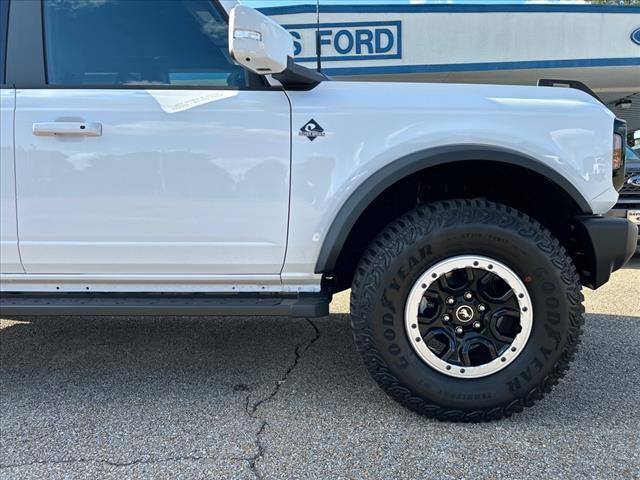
[299,119,325,141]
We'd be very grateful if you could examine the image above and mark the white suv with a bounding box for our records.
[0,1,636,421]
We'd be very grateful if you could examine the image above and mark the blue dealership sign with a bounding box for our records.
[282,21,402,62]
[632,27,640,45]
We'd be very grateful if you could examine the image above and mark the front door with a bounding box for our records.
[14,0,291,275]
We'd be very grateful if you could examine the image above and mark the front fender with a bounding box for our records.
[281,81,614,286]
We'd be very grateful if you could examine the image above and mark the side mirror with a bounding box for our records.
[228,5,294,75]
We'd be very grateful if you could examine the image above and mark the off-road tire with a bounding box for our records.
[350,199,585,421]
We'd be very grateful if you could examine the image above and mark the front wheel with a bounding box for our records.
[350,199,585,421]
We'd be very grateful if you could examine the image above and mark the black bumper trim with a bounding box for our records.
[573,215,637,289]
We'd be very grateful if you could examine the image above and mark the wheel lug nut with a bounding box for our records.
[455,326,464,335]
[442,314,451,322]
[478,304,486,312]
[464,291,473,300]
[473,321,481,329]
[446,297,455,305]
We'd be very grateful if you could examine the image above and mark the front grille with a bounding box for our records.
[620,171,640,197]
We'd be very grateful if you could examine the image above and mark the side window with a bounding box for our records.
[43,0,247,88]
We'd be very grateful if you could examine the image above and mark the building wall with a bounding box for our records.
[260,4,640,130]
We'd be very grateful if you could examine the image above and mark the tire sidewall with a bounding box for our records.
[366,211,577,410]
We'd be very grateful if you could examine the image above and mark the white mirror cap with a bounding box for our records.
[229,5,294,75]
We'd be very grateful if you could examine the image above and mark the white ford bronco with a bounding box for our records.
[0,0,637,421]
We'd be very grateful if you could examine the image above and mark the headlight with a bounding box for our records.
[612,133,623,171]
[612,119,627,191]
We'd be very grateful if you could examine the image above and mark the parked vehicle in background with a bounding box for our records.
[608,146,640,253]
[0,0,637,421]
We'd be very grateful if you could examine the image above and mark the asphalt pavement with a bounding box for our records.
[1,259,639,479]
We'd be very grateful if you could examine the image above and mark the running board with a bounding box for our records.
[0,293,331,317]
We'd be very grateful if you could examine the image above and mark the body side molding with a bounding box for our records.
[0,292,331,317]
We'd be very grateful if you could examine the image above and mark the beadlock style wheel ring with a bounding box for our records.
[405,255,533,379]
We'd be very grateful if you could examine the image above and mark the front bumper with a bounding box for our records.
[607,209,640,251]
[573,215,638,289]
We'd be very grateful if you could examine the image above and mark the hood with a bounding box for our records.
[300,80,617,129]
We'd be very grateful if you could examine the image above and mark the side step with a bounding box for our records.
[0,293,331,318]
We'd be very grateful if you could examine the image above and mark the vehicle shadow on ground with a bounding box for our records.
[1,311,638,428]
[624,255,640,269]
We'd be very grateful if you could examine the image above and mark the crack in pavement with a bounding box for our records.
[1,319,322,478]
[238,318,321,480]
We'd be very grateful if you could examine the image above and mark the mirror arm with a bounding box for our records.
[272,57,328,90]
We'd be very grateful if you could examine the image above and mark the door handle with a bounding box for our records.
[32,122,102,137]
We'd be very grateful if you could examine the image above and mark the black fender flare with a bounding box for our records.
[314,145,593,274]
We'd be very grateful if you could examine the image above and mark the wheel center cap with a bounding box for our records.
[455,305,475,323]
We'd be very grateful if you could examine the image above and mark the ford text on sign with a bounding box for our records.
[283,21,402,62]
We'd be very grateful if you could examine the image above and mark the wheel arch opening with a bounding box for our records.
[317,154,592,293]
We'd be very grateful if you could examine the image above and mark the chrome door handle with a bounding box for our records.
[32,122,102,137]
